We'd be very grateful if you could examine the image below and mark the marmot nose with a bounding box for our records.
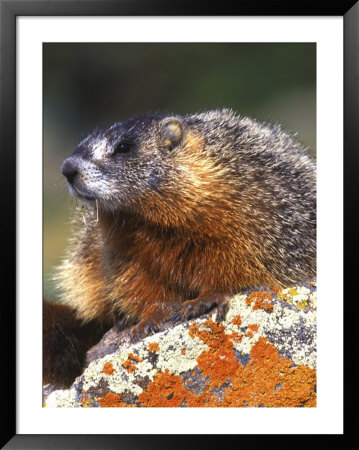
[61,158,79,183]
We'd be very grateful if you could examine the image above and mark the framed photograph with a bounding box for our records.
[1,0,356,448]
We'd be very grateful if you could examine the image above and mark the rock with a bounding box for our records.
[43,281,317,408]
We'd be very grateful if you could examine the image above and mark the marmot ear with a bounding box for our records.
[159,117,183,151]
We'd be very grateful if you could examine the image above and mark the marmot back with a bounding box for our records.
[58,109,316,342]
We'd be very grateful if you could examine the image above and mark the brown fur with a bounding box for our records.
[43,300,111,386]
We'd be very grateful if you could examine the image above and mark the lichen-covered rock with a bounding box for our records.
[43,281,316,408]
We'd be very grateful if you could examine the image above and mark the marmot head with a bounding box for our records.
[61,113,234,227]
[62,114,182,208]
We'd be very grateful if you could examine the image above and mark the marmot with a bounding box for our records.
[43,109,316,386]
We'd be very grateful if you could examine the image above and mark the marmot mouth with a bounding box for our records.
[67,183,96,203]
[77,193,96,202]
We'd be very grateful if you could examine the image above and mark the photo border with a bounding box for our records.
[1,0,357,448]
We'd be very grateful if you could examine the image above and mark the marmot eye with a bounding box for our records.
[114,142,132,154]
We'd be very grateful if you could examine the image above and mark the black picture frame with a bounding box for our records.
[1,0,357,448]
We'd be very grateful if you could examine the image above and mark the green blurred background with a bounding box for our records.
[43,43,316,301]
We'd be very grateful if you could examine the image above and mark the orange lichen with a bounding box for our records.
[137,317,316,408]
[221,337,316,407]
[148,342,160,352]
[181,349,186,355]
[138,370,218,407]
[188,317,235,351]
[186,391,218,407]
[138,371,190,407]
[231,314,242,327]
[98,392,134,407]
[196,347,239,387]
[188,318,242,386]
[122,353,143,373]
[79,390,90,405]
[103,362,116,375]
[246,324,259,338]
[229,330,243,343]
[122,360,137,373]
[246,291,274,312]
[128,353,143,363]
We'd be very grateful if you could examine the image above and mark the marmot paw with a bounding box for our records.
[172,294,230,325]
[130,321,160,343]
